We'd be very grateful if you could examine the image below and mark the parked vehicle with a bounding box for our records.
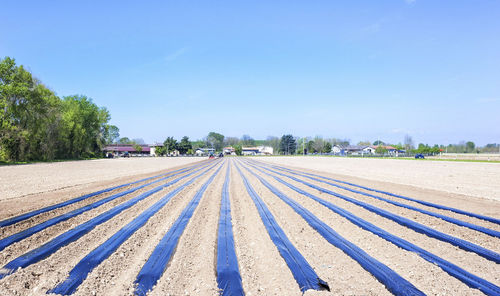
[122,152,130,158]
[415,153,425,159]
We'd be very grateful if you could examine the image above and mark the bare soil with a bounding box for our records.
[0,157,498,295]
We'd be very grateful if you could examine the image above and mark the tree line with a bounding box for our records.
[0,57,117,162]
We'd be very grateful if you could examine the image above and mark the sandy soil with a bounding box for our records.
[0,157,202,201]
[0,157,499,295]
[255,156,500,201]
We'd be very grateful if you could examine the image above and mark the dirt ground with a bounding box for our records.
[0,157,202,202]
[0,157,498,295]
[256,156,500,201]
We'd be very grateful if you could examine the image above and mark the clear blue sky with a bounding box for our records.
[1,1,499,146]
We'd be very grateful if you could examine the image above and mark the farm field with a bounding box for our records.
[257,156,500,202]
[0,157,499,295]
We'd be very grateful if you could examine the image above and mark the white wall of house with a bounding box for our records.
[363,147,376,154]
[332,146,342,154]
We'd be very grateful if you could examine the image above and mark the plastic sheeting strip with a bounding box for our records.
[0,161,207,228]
[256,162,500,238]
[0,163,206,252]
[258,160,500,225]
[245,161,500,296]
[249,161,500,264]
[0,160,220,281]
[48,162,223,295]
[241,162,425,296]
[235,164,328,293]
[216,164,244,296]
[134,163,223,296]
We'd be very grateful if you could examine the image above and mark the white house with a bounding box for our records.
[241,146,274,156]
[363,146,376,154]
[195,148,215,156]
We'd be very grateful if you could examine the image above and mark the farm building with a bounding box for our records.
[103,144,151,156]
[223,147,236,155]
[195,148,215,156]
[242,146,274,156]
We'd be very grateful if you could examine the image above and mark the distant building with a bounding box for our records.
[242,146,273,156]
[103,144,150,156]
[149,143,163,156]
[343,145,368,155]
[223,147,236,155]
[195,148,215,156]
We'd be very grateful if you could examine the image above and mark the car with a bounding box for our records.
[415,153,425,159]
[122,152,130,158]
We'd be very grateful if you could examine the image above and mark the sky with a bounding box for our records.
[1,0,499,146]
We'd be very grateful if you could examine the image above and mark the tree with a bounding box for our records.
[357,141,371,146]
[207,132,224,151]
[279,134,296,155]
[324,142,332,153]
[177,136,192,154]
[404,135,414,152]
[59,95,110,158]
[118,137,132,144]
[306,140,315,154]
[0,57,113,162]
[465,141,475,153]
[163,137,178,155]
[375,145,387,154]
[373,140,385,146]
[312,136,325,153]
[132,138,145,144]
[241,134,255,146]
[103,125,120,144]
[234,144,242,156]
[155,146,166,156]
[224,137,239,147]
[133,143,142,153]
[265,136,280,153]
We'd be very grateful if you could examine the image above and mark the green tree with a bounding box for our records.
[280,134,296,155]
[207,132,224,151]
[118,137,132,144]
[1,57,62,161]
[324,142,332,153]
[103,125,120,145]
[373,140,384,146]
[306,140,315,154]
[177,136,192,154]
[466,141,475,153]
[59,95,109,158]
[234,144,242,156]
[241,134,255,146]
[155,146,166,156]
[375,145,387,154]
[163,136,178,155]
[133,143,143,153]
[0,57,113,162]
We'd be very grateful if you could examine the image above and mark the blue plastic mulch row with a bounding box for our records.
[245,161,500,296]
[216,164,244,296]
[262,163,500,238]
[235,164,329,294]
[0,162,209,252]
[248,160,500,264]
[134,163,224,296]
[0,161,207,228]
[240,161,424,296]
[0,160,220,281]
[261,160,500,225]
[48,161,223,295]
